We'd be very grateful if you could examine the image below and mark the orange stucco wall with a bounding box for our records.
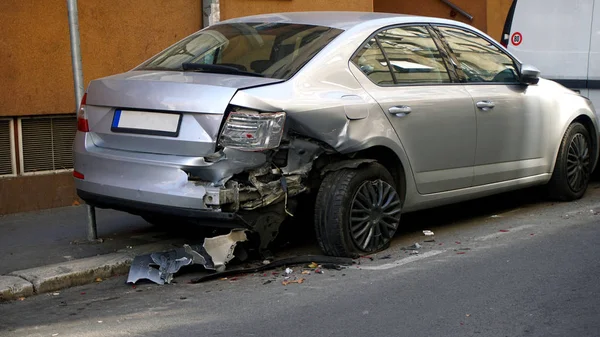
[220,0,373,20]
[0,0,202,118]
[374,0,488,33]
[487,0,514,42]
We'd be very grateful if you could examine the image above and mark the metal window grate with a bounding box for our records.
[0,119,14,176]
[20,116,76,173]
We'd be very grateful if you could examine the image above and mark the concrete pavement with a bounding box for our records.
[2,182,600,336]
[1,180,599,302]
[0,206,209,300]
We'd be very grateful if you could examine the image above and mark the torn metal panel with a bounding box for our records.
[203,229,247,272]
[280,138,325,175]
[127,229,247,284]
[186,148,267,186]
[321,159,376,175]
[243,174,305,210]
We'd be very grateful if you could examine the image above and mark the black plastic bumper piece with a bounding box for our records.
[77,189,238,221]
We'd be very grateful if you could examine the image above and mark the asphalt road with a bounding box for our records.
[2,185,600,336]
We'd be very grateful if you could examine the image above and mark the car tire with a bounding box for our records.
[314,163,402,257]
[547,122,592,201]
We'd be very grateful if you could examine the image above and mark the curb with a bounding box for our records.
[0,241,178,302]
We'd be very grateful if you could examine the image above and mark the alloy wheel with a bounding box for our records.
[566,133,590,193]
[349,179,402,252]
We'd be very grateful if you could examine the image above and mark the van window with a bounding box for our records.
[436,26,519,83]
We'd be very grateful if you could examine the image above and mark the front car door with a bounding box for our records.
[349,25,476,194]
[432,25,547,186]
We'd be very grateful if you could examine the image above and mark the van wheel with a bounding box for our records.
[547,122,592,201]
[314,163,402,257]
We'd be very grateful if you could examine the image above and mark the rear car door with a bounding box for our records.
[349,25,476,194]
[433,25,546,186]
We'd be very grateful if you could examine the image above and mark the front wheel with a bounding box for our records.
[547,122,592,201]
[314,163,402,257]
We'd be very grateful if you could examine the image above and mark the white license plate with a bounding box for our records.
[111,110,182,137]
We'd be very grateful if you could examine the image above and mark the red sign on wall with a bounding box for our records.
[511,32,523,46]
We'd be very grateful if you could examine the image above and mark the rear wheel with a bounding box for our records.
[314,163,402,257]
[547,122,592,201]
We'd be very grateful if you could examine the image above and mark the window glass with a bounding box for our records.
[377,26,451,84]
[137,23,343,80]
[351,37,395,85]
[436,26,519,83]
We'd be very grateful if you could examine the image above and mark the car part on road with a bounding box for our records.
[315,163,402,257]
[547,122,592,201]
[127,229,248,284]
[189,255,354,283]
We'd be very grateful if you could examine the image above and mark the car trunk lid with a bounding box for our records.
[85,70,283,156]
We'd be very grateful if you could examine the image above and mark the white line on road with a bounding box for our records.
[474,224,537,242]
[360,224,541,271]
[360,250,445,270]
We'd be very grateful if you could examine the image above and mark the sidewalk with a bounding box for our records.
[0,205,208,300]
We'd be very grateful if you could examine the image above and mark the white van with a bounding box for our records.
[502,0,600,107]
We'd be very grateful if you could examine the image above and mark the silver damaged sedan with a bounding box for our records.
[74,12,600,257]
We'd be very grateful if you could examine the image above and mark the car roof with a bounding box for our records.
[217,11,466,30]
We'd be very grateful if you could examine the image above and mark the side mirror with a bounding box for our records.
[520,64,540,85]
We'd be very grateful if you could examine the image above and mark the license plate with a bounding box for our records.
[111,110,182,137]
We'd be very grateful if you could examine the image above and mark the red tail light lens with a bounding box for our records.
[77,93,89,132]
[73,171,85,180]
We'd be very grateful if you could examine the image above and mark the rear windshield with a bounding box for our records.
[136,23,343,80]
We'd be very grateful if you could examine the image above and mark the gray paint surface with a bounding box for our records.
[74,12,600,222]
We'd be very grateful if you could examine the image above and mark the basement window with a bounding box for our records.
[19,115,77,174]
[0,119,16,177]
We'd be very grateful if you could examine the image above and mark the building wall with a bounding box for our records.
[374,0,513,43]
[0,0,202,118]
[486,0,514,42]
[0,0,202,215]
[220,0,373,20]
[374,0,488,33]
[0,173,77,214]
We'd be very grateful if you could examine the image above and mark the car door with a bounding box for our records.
[433,25,546,186]
[349,25,476,194]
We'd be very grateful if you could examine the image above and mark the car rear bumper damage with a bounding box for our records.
[73,133,311,222]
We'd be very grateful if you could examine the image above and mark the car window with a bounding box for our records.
[351,37,395,85]
[136,23,343,80]
[377,26,451,84]
[435,26,519,83]
[352,26,451,85]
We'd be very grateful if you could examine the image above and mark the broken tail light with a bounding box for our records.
[218,109,285,151]
[77,93,89,132]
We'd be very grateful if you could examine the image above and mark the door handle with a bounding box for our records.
[388,106,412,116]
[476,101,495,110]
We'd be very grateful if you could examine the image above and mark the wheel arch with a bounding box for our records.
[552,113,600,174]
[571,114,599,172]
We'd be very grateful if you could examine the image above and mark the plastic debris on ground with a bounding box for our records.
[282,278,305,286]
[127,229,248,285]
[403,243,422,251]
[189,255,353,284]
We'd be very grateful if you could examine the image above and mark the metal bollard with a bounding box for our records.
[86,205,97,241]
